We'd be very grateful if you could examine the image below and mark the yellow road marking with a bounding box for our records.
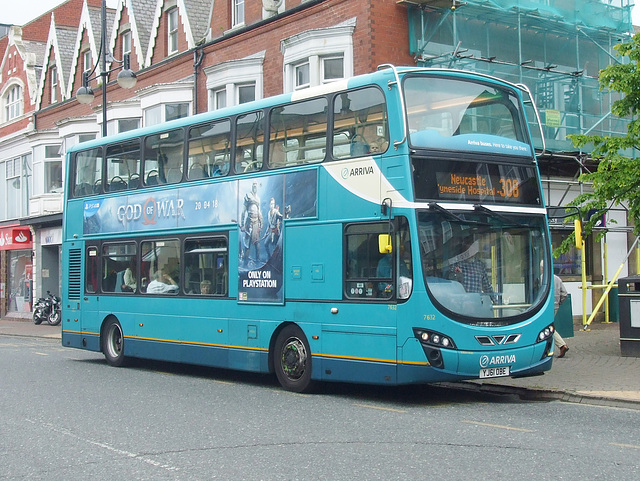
[462,420,534,432]
[353,403,407,413]
[610,442,640,450]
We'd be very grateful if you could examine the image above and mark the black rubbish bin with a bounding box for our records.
[608,286,619,322]
[617,276,640,357]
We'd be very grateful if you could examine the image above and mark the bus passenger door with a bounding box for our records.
[81,245,101,349]
[62,244,100,352]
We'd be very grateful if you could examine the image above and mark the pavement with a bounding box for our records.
[2,315,639,409]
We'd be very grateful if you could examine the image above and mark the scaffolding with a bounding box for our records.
[402,0,635,156]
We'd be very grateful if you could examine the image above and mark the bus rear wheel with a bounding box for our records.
[274,325,313,393]
[102,318,127,367]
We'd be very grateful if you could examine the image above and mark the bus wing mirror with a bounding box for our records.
[379,234,393,254]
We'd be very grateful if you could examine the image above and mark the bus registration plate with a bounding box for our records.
[479,366,510,378]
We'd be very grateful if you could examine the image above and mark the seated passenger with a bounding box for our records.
[200,279,212,295]
[146,269,179,294]
[121,266,136,292]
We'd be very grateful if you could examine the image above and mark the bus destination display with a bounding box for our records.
[413,159,541,205]
[437,172,520,199]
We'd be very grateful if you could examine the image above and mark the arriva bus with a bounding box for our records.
[62,65,556,392]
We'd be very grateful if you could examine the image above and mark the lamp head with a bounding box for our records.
[76,85,95,104]
[116,68,137,89]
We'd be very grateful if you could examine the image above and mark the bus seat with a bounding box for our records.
[167,168,182,183]
[114,270,125,292]
[189,164,207,180]
[350,135,370,157]
[102,271,117,292]
[146,173,159,185]
[128,175,140,189]
[270,142,286,167]
[109,177,127,191]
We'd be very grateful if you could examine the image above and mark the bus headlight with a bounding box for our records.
[413,328,456,350]
[537,324,554,343]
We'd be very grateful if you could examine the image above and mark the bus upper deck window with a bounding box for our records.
[332,87,389,159]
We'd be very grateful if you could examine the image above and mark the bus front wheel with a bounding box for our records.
[274,325,313,393]
[102,318,127,367]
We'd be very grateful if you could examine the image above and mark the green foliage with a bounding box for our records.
[560,34,640,255]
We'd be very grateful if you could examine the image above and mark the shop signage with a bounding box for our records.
[0,226,32,251]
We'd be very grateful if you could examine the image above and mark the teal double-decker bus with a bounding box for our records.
[62,65,555,392]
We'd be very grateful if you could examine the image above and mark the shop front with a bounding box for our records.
[0,225,33,317]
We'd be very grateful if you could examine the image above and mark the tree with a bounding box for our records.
[559,33,640,254]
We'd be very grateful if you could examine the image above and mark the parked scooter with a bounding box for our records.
[32,291,61,326]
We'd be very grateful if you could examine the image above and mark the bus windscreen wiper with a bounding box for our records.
[428,202,487,225]
[473,204,529,227]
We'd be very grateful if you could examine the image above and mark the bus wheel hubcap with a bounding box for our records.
[281,338,306,380]
[108,326,122,357]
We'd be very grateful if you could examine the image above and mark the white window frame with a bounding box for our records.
[139,83,193,127]
[144,105,187,127]
[294,61,310,90]
[122,31,132,58]
[213,88,227,110]
[5,154,30,219]
[44,145,63,193]
[50,67,58,104]
[167,8,179,55]
[83,50,92,79]
[321,55,345,83]
[118,118,139,133]
[205,53,264,111]
[4,84,23,121]
[281,18,355,93]
[236,83,256,104]
[233,0,245,28]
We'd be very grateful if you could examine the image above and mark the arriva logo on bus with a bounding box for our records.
[341,165,375,179]
[117,197,185,226]
[479,354,516,368]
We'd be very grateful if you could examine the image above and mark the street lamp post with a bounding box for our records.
[76,0,137,137]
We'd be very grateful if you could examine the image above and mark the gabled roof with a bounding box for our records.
[110,0,157,70]
[128,0,157,68]
[36,14,77,108]
[55,26,79,93]
[145,0,213,66]
[67,1,117,99]
[0,27,46,108]
[182,0,213,45]
[22,39,47,95]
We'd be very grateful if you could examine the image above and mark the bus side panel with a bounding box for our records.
[320,159,382,222]
[228,316,265,372]
[131,299,184,360]
[320,304,398,384]
[180,312,230,368]
[284,223,343,301]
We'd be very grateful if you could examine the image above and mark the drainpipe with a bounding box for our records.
[193,48,205,115]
